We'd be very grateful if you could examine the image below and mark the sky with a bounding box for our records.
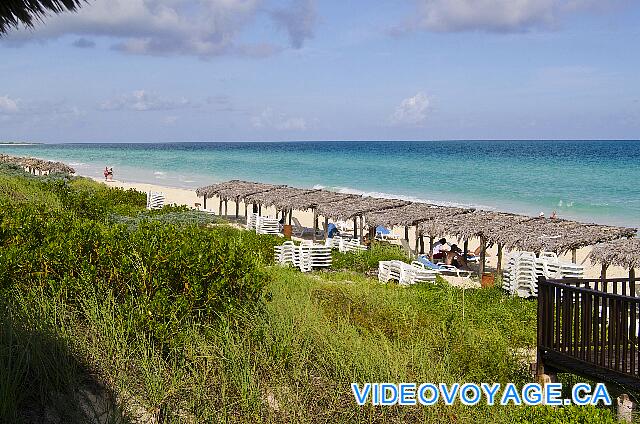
[0,0,639,142]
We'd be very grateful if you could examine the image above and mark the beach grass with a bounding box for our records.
[0,168,621,423]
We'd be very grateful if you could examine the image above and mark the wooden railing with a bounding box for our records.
[537,277,640,389]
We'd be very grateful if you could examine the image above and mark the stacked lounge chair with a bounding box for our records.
[274,241,332,272]
[503,251,585,298]
[255,215,280,235]
[146,191,165,210]
[378,260,438,286]
[324,236,368,253]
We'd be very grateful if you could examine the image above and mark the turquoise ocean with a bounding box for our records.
[1,140,639,228]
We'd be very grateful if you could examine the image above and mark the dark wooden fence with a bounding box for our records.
[537,277,640,390]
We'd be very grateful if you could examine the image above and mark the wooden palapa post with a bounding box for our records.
[404,226,409,241]
[353,218,357,239]
[429,236,435,262]
[479,235,487,276]
[224,200,228,216]
[219,199,223,215]
[203,194,207,210]
[235,197,239,218]
[572,248,577,264]
[600,264,608,280]
[358,215,364,244]
[496,243,503,274]
[313,209,318,243]
[419,234,425,254]
[324,216,329,241]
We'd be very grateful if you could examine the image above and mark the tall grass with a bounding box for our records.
[0,171,620,422]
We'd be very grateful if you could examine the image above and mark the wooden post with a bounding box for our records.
[258,204,262,216]
[358,215,364,244]
[313,209,318,243]
[600,264,608,280]
[235,197,239,218]
[404,226,409,241]
[203,194,207,210]
[419,235,425,254]
[463,240,468,257]
[288,209,292,225]
[324,216,329,240]
[353,218,357,239]
[630,268,636,296]
[244,204,247,216]
[224,200,228,216]
[496,243,503,274]
[572,248,577,264]
[219,199,223,215]
[429,236,435,262]
[479,236,487,276]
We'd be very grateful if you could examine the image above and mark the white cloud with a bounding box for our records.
[251,108,307,130]
[0,95,19,113]
[398,0,613,33]
[100,90,190,111]
[2,0,316,57]
[391,93,430,126]
[271,0,317,49]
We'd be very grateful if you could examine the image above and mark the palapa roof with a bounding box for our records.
[418,210,529,242]
[0,0,85,35]
[195,180,283,201]
[590,238,640,270]
[195,180,637,251]
[244,187,319,208]
[0,154,75,174]
[365,203,472,228]
[316,196,410,221]
[276,190,355,211]
[498,218,636,254]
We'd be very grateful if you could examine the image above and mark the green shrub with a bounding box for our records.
[330,242,411,272]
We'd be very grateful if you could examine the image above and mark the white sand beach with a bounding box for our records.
[97,177,632,283]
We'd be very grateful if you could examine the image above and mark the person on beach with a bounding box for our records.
[327,222,339,239]
[432,238,448,260]
[550,210,557,219]
[445,244,471,269]
[107,167,113,181]
[103,167,109,181]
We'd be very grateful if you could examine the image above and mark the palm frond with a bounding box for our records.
[0,0,85,35]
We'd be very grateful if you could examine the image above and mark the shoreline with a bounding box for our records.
[94,176,633,281]
[0,142,638,228]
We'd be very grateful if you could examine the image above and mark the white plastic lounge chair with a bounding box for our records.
[146,191,165,210]
[416,255,473,278]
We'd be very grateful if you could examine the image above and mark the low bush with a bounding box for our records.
[330,242,411,272]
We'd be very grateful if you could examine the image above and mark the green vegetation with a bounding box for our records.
[0,167,620,422]
[331,242,411,273]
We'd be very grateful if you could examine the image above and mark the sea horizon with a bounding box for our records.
[1,140,639,228]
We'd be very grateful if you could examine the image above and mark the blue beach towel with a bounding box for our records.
[376,225,391,235]
[417,255,444,270]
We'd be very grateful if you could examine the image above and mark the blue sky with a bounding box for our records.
[0,0,639,142]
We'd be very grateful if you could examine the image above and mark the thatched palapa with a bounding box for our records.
[244,187,319,208]
[196,180,283,201]
[417,210,513,240]
[316,196,410,221]
[590,238,640,270]
[0,154,75,174]
[499,218,636,254]
[276,190,355,212]
[365,203,472,228]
